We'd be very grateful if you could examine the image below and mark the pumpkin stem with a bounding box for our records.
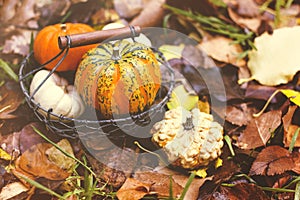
[183,116,194,130]
[60,24,67,32]
[111,46,121,60]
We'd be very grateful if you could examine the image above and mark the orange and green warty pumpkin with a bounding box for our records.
[75,40,161,119]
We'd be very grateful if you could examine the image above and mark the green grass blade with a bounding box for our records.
[222,183,295,193]
[284,176,300,189]
[179,172,196,200]
[209,0,227,7]
[0,59,18,82]
[224,135,235,157]
[20,175,64,199]
[169,176,174,200]
[60,10,72,24]
[163,13,173,29]
[289,128,300,152]
[286,0,294,8]
[295,181,300,200]
[29,32,34,52]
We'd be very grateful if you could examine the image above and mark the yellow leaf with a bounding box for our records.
[241,26,300,86]
[215,157,223,169]
[280,89,300,107]
[167,85,199,111]
[197,98,210,114]
[0,148,11,161]
[158,44,185,60]
[193,168,207,178]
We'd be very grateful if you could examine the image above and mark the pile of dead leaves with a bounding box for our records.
[0,0,300,200]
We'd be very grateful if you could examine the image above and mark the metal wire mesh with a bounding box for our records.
[19,36,175,139]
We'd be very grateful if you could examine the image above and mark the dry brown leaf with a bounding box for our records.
[245,84,278,101]
[225,103,257,126]
[113,0,147,18]
[91,8,120,26]
[87,147,138,188]
[182,45,216,69]
[285,125,300,147]
[283,105,300,147]
[0,182,28,200]
[0,131,21,159]
[199,36,246,67]
[0,122,53,160]
[198,160,241,199]
[0,0,19,22]
[36,0,71,27]
[116,178,152,200]
[237,110,282,149]
[65,194,79,200]
[249,145,294,176]
[3,30,32,56]
[134,171,183,198]
[228,8,262,33]
[168,59,234,101]
[154,167,210,200]
[16,143,69,181]
[131,168,209,199]
[235,0,260,17]
[130,0,166,27]
[166,0,219,16]
[45,139,76,173]
[9,0,36,25]
[291,152,300,174]
[219,182,269,200]
[238,65,251,82]
[0,0,38,28]
[0,83,24,119]
[277,4,300,28]
[19,122,51,154]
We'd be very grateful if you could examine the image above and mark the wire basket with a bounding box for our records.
[19,26,175,144]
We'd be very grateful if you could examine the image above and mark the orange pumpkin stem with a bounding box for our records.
[60,24,67,32]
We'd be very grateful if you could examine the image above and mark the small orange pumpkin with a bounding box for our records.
[33,23,97,71]
[75,40,161,119]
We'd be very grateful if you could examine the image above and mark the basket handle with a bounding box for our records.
[58,26,141,49]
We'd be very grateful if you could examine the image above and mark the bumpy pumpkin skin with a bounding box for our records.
[33,23,97,71]
[75,40,161,119]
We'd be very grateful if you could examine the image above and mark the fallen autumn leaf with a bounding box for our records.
[241,26,300,86]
